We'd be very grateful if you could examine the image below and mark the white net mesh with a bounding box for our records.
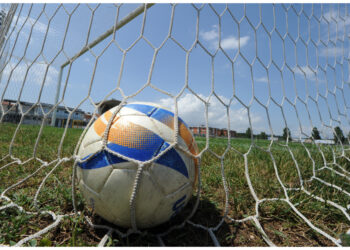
[0,3,350,246]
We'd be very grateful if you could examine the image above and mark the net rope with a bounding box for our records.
[0,3,349,246]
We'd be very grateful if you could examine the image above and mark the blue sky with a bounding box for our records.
[0,3,349,139]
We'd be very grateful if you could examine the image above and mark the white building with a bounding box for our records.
[0,99,86,128]
[314,139,335,145]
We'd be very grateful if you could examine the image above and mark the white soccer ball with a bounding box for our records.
[76,102,198,228]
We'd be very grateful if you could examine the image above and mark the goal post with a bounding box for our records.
[0,3,350,247]
[50,3,154,126]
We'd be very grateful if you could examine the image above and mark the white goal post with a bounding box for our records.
[0,3,350,247]
[50,3,154,127]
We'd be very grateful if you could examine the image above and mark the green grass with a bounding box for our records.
[0,122,350,246]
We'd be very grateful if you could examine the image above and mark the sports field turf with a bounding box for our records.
[0,122,349,246]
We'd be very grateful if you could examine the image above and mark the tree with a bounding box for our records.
[259,131,268,140]
[311,127,321,140]
[246,127,252,138]
[333,126,345,144]
[282,127,291,141]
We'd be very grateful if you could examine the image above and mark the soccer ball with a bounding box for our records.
[76,102,198,228]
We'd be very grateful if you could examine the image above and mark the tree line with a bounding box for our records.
[241,126,350,144]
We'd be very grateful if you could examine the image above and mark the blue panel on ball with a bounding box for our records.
[107,140,189,178]
[156,142,189,179]
[78,150,127,169]
[151,107,185,126]
[79,142,188,178]
[124,103,188,127]
[106,151,128,165]
[107,135,164,162]
[125,103,157,117]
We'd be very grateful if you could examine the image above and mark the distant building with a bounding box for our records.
[0,99,86,128]
[230,130,237,137]
[200,126,206,136]
[189,126,237,138]
[315,139,335,145]
[302,138,313,143]
[191,126,199,135]
[84,112,93,123]
[268,136,279,141]
[208,127,216,136]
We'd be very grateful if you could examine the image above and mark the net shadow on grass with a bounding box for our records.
[79,195,230,246]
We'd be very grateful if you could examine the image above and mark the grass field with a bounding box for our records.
[1,122,350,246]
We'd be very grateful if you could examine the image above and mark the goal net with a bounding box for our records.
[0,3,350,246]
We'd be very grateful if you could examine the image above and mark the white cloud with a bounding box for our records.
[199,26,250,50]
[294,66,315,78]
[2,60,59,86]
[293,66,328,85]
[255,76,268,83]
[319,47,346,57]
[14,15,57,36]
[323,10,350,27]
[221,36,250,50]
[10,15,58,46]
[158,93,263,133]
[199,25,219,41]
[321,10,350,41]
